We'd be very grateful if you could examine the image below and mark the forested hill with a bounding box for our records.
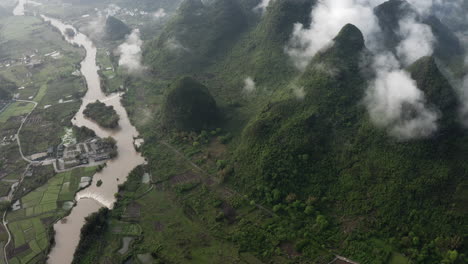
[110,0,468,263]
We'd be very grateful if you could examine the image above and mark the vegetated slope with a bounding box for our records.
[105,16,131,41]
[0,75,17,100]
[234,23,468,263]
[374,0,463,65]
[163,76,219,131]
[140,0,315,126]
[115,0,467,263]
[407,56,459,130]
[202,0,315,101]
[83,100,120,129]
[144,0,250,76]
[72,208,109,264]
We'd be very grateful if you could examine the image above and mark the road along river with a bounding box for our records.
[41,16,145,264]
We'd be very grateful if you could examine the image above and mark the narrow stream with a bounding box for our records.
[41,17,145,264]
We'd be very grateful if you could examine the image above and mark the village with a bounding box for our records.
[26,137,117,172]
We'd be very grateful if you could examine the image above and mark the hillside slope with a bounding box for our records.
[96,0,468,263]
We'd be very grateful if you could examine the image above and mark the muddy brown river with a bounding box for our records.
[41,16,145,264]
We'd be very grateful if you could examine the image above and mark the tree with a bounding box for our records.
[315,215,328,231]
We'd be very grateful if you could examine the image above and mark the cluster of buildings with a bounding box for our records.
[55,137,114,170]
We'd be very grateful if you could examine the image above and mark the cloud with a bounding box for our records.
[285,0,442,139]
[104,4,122,17]
[254,0,274,13]
[285,0,382,70]
[396,15,435,66]
[153,8,167,18]
[365,53,439,140]
[243,77,256,93]
[292,85,306,100]
[165,37,189,52]
[82,15,106,40]
[116,29,146,74]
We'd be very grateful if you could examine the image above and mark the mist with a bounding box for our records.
[82,15,106,40]
[254,0,274,13]
[285,0,444,139]
[243,77,256,93]
[285,0,381,70]
[154,8,167,19]
[292,85,306,100]
[396,16,435,66]
[116,29,146,74]
[365,53,439,140]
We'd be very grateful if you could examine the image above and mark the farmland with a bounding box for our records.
[0,102,35,123]
[6,167,97,264]
[0,12,86,191]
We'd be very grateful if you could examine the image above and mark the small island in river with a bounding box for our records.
[83,100,120,129]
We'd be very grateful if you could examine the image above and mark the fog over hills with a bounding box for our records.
[1,0,468,263]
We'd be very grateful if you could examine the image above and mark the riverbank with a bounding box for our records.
[41,16,145,264]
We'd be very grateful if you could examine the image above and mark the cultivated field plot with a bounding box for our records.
[0,102,35,123]
[6,166,96,264]
[0,16,80,59]
[96,48,123,94]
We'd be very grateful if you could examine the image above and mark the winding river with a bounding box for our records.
[40,17,145,264]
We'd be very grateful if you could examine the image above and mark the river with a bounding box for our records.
[40,16,145,264]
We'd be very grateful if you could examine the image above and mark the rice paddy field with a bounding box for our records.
[6,166,97,264]
[0,102,35,123]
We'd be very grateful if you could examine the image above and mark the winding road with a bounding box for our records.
[14,100,39,164]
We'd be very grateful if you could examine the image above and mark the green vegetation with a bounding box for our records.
[115,1,468,263]
[7,167,97,264]
[72,208,109,264]
[102,137,118,158]
[144,0,250,76]
[73,126,96,142]
[8,0,465,263]
[71,162,267,264]
[0,75,17,100]
[105,16,131,41]
[163,77,219,131]
[83,101,120,129]
[0,102,35,123]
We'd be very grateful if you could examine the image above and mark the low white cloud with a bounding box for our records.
[116,29,146,74]
[285,0,381,70]
[365,53,439,140]
[154,8,167,18]
[82,15,106,40]
[284,0,442,139]
[243,77,256,93]
[396,15,435,66]
[165,37,189,52]
[254,0,274,13]
[293,85,306,100]
[104,4,121,17]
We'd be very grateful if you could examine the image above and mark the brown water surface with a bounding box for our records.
[42,16,145,264]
